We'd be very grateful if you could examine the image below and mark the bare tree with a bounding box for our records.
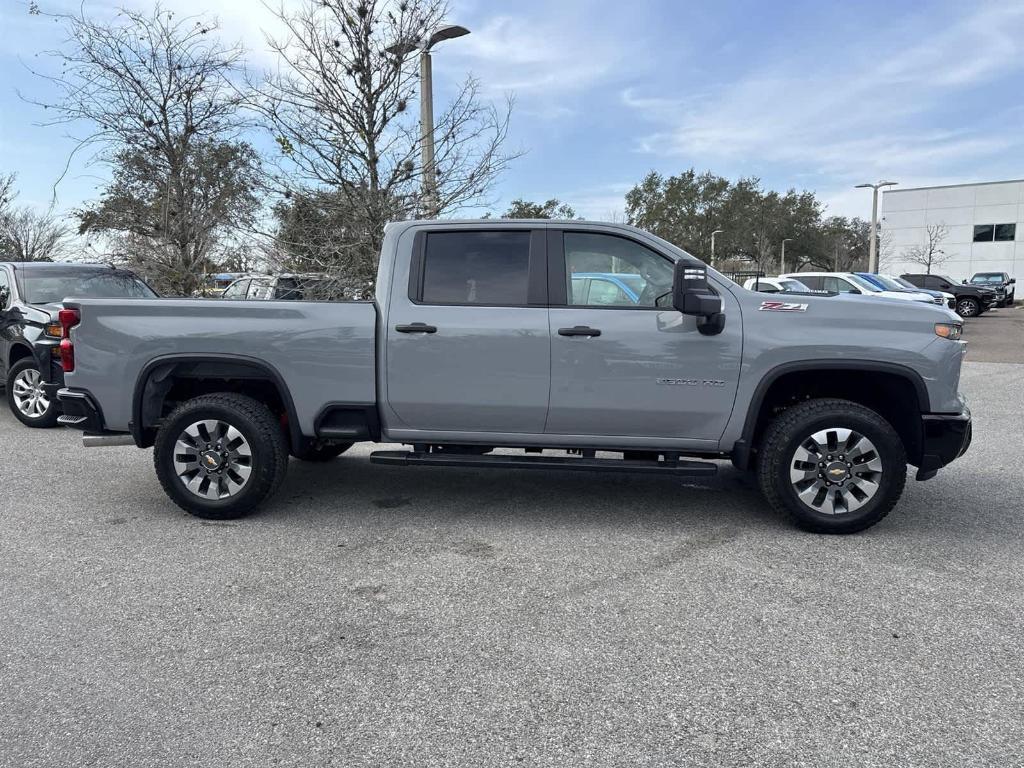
[904,223,949,275]
[256,0,518,295]
[0,173,15,223]
[28,4,253,294]
[0,205,72,262]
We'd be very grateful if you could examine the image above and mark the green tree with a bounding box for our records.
[78,140,261,294]
[502,198,577,219]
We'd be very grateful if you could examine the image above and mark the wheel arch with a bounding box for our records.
[7,342,34,369]
[132,354,302,451]
[733,360,929,470]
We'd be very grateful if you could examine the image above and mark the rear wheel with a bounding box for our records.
[757,398,907,534]
[6,359,60,428]
[956,297,980,317]
[154,393,288,519]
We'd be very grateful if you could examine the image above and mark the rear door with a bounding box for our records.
[385,227,551,434]
[545,229,742,443]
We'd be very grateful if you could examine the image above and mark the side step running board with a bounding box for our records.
[369,450,718,476]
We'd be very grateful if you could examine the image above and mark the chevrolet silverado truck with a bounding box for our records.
[55,221,972,534]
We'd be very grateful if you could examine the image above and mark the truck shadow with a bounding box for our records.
[267,452,784,533]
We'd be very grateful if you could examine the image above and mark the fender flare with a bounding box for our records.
[731,359,930,470]
[131,353,302,450]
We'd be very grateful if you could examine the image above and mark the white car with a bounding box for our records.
[742,276,813,293]
[779,272,936,304]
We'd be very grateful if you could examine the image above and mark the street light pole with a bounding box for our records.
[710,229,724,266]
[780,238,792,274]
[387,25,470,219]
[419,50,436,216]
[855,180,897,274]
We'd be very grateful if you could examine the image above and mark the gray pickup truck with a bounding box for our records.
[55,220,972,533]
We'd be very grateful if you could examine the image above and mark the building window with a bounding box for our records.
[974,223,1016,242]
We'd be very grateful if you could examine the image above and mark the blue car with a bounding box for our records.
[854,272,950,308]
[571,272,646,306]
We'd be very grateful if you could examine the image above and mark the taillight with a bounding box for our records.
[58,308,80,372]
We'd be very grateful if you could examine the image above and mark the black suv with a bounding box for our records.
[900,273,998,318]
[0,262,156,427]
[968,272,1015,307]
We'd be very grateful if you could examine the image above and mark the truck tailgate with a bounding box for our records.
[62,298,378,435]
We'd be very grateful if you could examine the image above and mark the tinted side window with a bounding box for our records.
[421,231,531,305]
[0,270,10,310]
[995,223,1016,241]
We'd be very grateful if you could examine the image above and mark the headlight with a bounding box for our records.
[934,323,963,340]
[44,323,63,338]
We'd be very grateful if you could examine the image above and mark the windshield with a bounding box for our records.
[848,274,881,292]
[871,274,910,291]
[19,269,156,304]
[970,274,1004,284]
[778,278,810,292]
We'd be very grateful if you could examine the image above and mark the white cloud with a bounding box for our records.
[623,2,1024,197]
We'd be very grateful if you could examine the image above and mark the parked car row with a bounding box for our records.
[743,269,1011,318]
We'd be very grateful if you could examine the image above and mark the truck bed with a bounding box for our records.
[62,298,378,435]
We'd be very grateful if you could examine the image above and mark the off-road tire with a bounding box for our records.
[291,441,353,462]
[757,398,907,534]
[6,358,60,428]
[154,393,288,520]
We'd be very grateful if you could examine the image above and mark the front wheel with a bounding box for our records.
[6,359,60,428]
[956,297,980,317]
[154,393,288,519]
[757,398,907,534]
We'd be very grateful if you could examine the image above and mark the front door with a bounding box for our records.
[385,228,551,435]
[545,230,742,443]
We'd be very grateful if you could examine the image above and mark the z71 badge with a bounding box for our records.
[759,300,809,312]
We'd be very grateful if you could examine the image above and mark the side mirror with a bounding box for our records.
[672,261,725,335]
[962,279,968,284]
[1010,278,1016,285]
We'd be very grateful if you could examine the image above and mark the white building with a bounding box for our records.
[881,179,1023,280]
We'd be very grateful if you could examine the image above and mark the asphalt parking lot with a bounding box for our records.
[1,310,1022,767]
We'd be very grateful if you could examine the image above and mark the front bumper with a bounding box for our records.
[916,407,972,480]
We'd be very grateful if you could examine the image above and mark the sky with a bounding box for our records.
[2,0,1023,223]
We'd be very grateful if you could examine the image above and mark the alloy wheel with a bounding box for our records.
[957,298,978,317]
[11,367,50,419]
[789,427,883,515]
[173,419,253,500]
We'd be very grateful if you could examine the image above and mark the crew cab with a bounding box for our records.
[901,273,998,318]
[55,221,972,534]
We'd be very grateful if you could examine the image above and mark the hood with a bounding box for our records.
[21,302,63,323]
